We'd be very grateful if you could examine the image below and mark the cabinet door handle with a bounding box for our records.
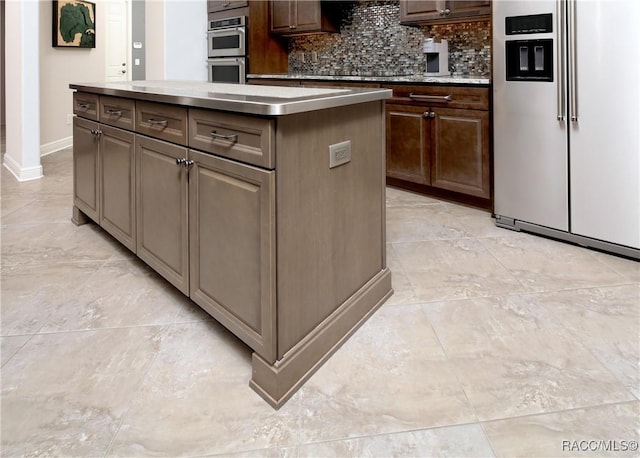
[106,109,122,116]
[176,158,186,166]
[210,131,239,143]
[422,111,436,118]
[444,8,451,15]
[147,119,168,127]
[409,94,452,102]
[90,129,102,136]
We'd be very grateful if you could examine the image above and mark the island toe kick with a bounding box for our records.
[250,268,392,408]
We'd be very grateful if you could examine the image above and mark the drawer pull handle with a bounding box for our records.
[409,94,452,102]
[106,109,122,116]
[148,119,168,127]
[210,131,238,143]
[77,103,90,110]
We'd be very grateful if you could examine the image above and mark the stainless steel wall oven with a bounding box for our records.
[207,16,246,83]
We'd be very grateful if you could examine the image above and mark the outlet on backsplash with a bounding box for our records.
[287,0,490,77]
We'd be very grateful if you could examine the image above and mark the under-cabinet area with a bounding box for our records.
[70,82,392,408]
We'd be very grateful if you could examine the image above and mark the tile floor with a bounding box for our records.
[1,148,639,457]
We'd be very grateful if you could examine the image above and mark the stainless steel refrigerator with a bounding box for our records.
[493,0,639,259]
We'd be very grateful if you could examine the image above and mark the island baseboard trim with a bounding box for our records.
[249,267,393,409]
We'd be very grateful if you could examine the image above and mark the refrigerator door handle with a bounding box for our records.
[568,0,579,122]
[557,0,566,121]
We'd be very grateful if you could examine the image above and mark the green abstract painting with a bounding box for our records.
[53,0,95,48]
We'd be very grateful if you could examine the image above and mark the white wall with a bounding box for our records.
[164,0,207,81]
[37,0,206,153]
[39,0,106,151]
[145,0,165,80]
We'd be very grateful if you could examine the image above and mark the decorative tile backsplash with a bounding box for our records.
[288,1,491,77]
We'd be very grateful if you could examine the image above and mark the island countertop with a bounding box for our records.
[69,80,392,116]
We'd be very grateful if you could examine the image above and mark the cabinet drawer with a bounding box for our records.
[188,109,275,169]
[73,92,99,120]
[99,96,135,131]
[383,85,489,110]
[136,101,188,146]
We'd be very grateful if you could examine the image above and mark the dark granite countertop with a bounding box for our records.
[248,73,490,86]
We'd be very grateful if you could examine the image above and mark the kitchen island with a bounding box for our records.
[69,80,393,408]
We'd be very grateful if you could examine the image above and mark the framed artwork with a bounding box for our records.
[52,0,96,48]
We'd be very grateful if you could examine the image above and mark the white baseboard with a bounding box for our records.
[2,154,44,182]
[41,136,72,157]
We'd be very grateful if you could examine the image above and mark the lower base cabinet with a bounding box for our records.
[384,84,491,208]
[189,149,276,362]
[73,117,136,251]
[136,135,190,295]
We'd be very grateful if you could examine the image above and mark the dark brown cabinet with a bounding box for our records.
[208,0,248,13]
[385,84,491,207]
[400,0,490,25]
[269,0,339,35]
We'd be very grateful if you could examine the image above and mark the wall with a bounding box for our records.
[164,0,207,81]
[39,0,105,152]
[288,0,490,77]
[38,0,205,154]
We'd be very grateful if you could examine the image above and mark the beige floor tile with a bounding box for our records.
[442,202,516,239]
[0,335,32,367]
[591,251,640,282]
[297,424,495,458]
[297,305,476,443]
[387,205,472,243]
[386,187,442,207]
[1,261,104,335]
[480,234,628,292]
[38,259,196,332]
[512,285,640,398]
[107,321,299,457]
[394,239,528,302]
[385,244,419,306]
[483,401,640,458]
[1,195,74,225]
[1,221,122,267]
[449,332,635,421]
[1,326,163,457]
[1,196,36,218]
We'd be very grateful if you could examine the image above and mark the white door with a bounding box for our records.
[569,0,640,249]
[105,0,130,81]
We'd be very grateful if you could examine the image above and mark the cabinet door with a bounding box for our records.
[208,0,248,13]
[385,104,430,185]
[189,149,276,362]
[73,117,100,222]
[447,0,491,20]
[270,0,293,33]
[136,136,190,295]
[291,0,321,33]
[100,125,136,252]
[400,0,444,23]
[430,107,490,198]
[400,0,489,24]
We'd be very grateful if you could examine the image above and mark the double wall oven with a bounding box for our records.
[207,16,246,84]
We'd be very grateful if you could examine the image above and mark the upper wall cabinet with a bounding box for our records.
[269,0,340,35]
[208,0,249,13]
[399,0,490,25]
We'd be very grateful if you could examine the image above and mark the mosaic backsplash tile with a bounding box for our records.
[288,1,491,77]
